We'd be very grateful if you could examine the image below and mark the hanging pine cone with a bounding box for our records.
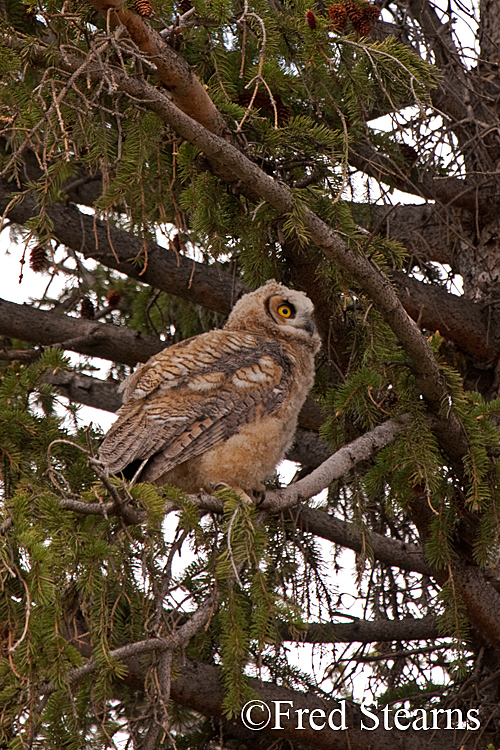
[171,233,181,253]
[179,0,192,12]
[328,3,347,31]
[345,0,365,30]
[80,297,95,320]
[29,245,49,273]
[134,0,153,17]
[364,3,381,20]
[343,0,358,15]
[306,10,317,29]
[106,289,122,308]
[357,16,371,35]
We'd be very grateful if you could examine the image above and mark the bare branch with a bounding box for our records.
[0,177,244,317]
[45,370,123,412]
[295,506,430,576]
[0,297,163,365]
[264,418,409,512]
[391,271,500,362]
[287,615,439,644]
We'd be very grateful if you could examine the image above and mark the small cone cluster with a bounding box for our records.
[134,0,153,17]
[328,0,380,35]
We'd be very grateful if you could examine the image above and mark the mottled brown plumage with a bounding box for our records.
[99,281,320,493]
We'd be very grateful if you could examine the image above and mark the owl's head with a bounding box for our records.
[225,280,321,351]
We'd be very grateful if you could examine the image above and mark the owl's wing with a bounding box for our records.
[99,329,293,482]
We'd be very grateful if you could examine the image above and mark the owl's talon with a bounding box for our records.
[213,482,231,493]
[254,490,266,507]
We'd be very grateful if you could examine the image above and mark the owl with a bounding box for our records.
[99,280,320,496]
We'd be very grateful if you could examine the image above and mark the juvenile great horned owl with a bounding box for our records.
[99,280,320,494]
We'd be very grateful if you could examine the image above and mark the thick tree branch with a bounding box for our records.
[362,203,458,266]
[4,182,497,371]
[410,493,500,650]
[291,615,439,644]
[0,178,243,317]
[350,138,489,212]
[391,271,500,362]
[264,418,409,512]
[0,297,163,365]
[168,659,472,750]
[295,506,430,576]
[45,370,123,412]
[89,0,228,135]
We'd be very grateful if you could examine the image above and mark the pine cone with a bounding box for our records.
[80,298,95,319]
[306,10,317,29]
[364,3,381,20]
[356,17,371,35]
[29,245,49,273]
[171,233,181,253]
[134,0,153,17]
[343,0,358,14]
[106,289,122,308]
[179,0,192,12]
[345,1,365,29]
[328,4,347,31]
[399,143,419,167]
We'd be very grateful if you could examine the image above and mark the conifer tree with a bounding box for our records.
[1,1,500,748]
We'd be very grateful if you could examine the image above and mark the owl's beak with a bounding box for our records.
[304,319,316,334]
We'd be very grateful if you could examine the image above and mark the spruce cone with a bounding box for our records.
[328,3,347,31]
[106,289,122,308]
[345,1,365,29]
[80,298,95,319]
[364,3,381,20]
[357,16,371,35]
[171,233,181,253]
[343,0,358,14]
[134,0,153,17]
[29,245,49,273]
[179,0,192,12]
[306,10,317,29]
[399,143,419,167]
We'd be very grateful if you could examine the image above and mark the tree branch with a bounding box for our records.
[88,0,228,135]
[295,506,430,576]
[391,271,500,362]
[46,370,123,412]
[0,297,163,365]
[289,615,439,644]
[167,658,472,750]
[264,418,409,512]
[0,178,243,317]
[362,203,458,266]
[350,138,487,212]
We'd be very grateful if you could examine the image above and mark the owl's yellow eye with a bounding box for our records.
[277,303,295,319]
